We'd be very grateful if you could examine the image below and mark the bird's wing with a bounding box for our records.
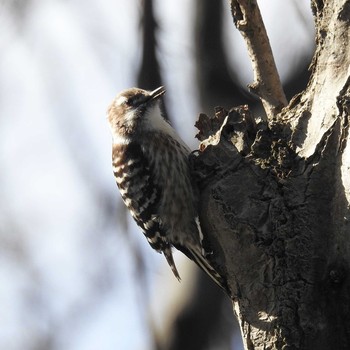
[113,141,180,279]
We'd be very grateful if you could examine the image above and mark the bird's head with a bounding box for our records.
[108,86,166,140]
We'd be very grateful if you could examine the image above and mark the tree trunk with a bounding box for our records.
[194,0,350,348]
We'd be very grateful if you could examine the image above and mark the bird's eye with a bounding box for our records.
[125,98,134,106]
[125,95,142,107]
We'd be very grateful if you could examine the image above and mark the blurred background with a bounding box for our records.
[0,1,314,349]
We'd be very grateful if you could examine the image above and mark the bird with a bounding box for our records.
[107,86,226,290]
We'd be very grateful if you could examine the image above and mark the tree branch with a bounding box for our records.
[230,0,288,120]
[194,0,350,348]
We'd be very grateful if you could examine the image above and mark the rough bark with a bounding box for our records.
[193,0,350,349]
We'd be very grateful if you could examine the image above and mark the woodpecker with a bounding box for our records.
[107,86,226,289]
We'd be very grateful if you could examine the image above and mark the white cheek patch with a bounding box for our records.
[124,110,136,126]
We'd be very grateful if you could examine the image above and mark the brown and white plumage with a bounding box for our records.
[108,86,226,288]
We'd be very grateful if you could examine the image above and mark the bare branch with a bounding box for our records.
[230,0,288,120]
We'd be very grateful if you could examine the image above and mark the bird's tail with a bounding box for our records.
[163,245,181,281]
[181,244,229,293]
[163,219,229,294]
[163,240,228,293]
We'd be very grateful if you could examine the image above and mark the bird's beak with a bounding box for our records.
[150,86,166,100]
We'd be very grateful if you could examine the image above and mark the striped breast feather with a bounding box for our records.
[112,141,181,279]
[113,142,163,232]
